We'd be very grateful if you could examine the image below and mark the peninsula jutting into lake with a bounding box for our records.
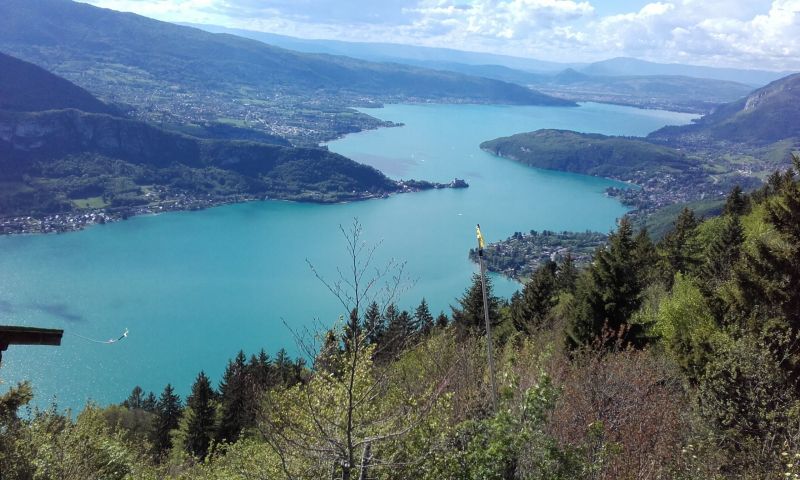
[3,0,800,478]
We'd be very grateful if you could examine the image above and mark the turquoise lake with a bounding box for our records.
[0,103,695,410]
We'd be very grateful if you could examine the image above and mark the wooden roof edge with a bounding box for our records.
[0,326,64,349]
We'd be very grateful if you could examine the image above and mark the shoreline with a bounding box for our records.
[0,179,468,236]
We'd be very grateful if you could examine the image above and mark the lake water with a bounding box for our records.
[0,103,695,411]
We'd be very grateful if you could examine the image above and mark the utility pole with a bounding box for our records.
[476,224,498,411]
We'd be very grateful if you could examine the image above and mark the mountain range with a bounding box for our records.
[185,23,794,86]
[0,52,401,221]
[184,23,787,113]
[0,0,538,101]
[0,0,572,138]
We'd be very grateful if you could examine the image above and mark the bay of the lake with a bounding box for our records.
[0,103,695,410]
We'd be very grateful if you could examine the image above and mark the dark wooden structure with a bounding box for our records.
[0,326,63,365]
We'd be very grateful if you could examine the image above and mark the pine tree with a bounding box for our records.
[142,391,157,413]
[216,351,250,444]
[344,308,361,348]
[248,349,274,389]
[363,301,384,345]
[383,307,416,356]
[185,371,216,459]
[435,311,449,328]
[154,383,182,455]
[511,260,557,333]
[735,155,800,333]
[765,155,800,329]
[381,303,400,346]
[123,386,145,410]
[415,298,434,337]
[702,215,744,285]
[568,217,647,348]
[451,273,501,335]
[659,207,700,285]
[315,330,343,375]
[633,227,659,285]
[274,349,293,385]
[556,253,579,292]
[724,185,749,216]
[291,358,307,386]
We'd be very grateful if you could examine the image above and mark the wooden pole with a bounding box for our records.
[477,225,498,411]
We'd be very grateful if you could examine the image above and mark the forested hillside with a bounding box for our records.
[480,129,695,179]
[0,53,406,227]
[0,0,574,144]
[649,73,800,145]
[3,155,800,479]
[0,52,117,115]
[0,108,397,218]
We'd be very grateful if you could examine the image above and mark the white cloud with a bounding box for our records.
[81,0,800,70]
[407,0,594,39]
[583,0,800,69]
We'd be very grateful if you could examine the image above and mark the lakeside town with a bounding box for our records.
[0,179,469,235]
[468,229,608,280]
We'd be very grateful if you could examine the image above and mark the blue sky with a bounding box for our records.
[81,1,799,70]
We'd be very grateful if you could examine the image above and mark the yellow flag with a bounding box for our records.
[476,224,485,249]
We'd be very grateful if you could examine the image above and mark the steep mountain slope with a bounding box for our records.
[0,109,398,216]
[0,51,116,114]
[649,73,800,145]
[0,0,571,107]
[0,52,401,221]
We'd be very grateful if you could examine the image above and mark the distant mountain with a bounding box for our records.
[369,63,753,113]
[0,0,572,107]
[181,24,756,113]
[538,71,755,113]
[650,73,800,145]
[0,51,116,115]
[582,57,793,87]
[181,23,579,74]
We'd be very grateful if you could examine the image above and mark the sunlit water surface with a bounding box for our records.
[0,102,695,410]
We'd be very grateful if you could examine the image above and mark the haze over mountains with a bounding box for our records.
[185,23,793,113]
[181,23,582,74]
[0,0,576,145]
[185,23,793,86]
